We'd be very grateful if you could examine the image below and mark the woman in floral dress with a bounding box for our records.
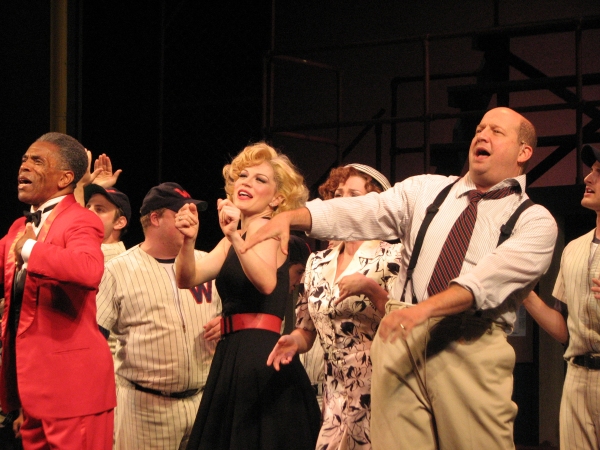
[268,164,402,450]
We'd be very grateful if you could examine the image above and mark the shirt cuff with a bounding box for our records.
[21,239,36,264]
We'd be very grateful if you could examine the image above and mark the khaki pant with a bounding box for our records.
[371,301,517,450]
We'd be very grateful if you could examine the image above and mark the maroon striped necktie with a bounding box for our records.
[427,186,515,296]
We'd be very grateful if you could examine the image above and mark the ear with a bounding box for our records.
[149,211,161,227]
[269,194,284,209]
[113,215,127,231]
[517,142,533,165]
[58,170,75,190]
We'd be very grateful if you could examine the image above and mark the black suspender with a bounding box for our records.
[497,199,534,246]
[401,180,458,304]
[401,180,534,304]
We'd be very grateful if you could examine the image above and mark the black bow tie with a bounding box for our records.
[24,203,57,227]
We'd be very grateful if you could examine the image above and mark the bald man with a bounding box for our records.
[242,107,558,449]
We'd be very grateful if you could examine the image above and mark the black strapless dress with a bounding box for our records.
[186,243,321,450]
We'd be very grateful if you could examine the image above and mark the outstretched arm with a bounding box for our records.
[267,328,316,371]
[241,207,312,255]
[175,203,227,288]
[219,199,283,295]
[523,291,568,344]
[74,149,103,206]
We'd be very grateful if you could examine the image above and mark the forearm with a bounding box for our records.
[523,291,568,344]
[74,182,85,207]
[420,283,475,319]
[175,238,200,288]
[363,278,389,315]
[286,207,312,233]
[291,328,317,354]
[230,233,277,294]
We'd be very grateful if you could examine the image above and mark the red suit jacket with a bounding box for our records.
[0,194,116,418]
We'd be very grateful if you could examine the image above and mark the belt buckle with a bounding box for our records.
[220,316,234,336]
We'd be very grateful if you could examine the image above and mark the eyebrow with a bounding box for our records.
[244,169,271,180]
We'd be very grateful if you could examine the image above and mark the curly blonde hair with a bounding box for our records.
[223,142,309,215]
[318,166,383,200]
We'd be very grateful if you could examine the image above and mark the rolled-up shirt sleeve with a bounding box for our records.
[453,204,557,312]
[306,176,437,243]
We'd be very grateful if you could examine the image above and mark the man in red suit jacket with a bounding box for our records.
[0,133,116,449]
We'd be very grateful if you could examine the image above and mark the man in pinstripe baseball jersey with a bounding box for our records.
[96,182,221,450]
[524,143,600,450]
[84,184,130,262]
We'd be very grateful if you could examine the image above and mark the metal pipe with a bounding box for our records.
[575,22,583,184]
[157,0,166,184]
[50,0,68,133]
[272,15,600,56]
[423,36,431,174]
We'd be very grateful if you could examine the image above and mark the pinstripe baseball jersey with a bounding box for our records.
[552,229,600,449]
[100,241,127,355]
[101,241,126,263]
[553,229,600,359]
[96,244,221,392]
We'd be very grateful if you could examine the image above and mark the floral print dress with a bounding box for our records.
[296,240,402,450]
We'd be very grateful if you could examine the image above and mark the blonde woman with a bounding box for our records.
[175,142,320,450]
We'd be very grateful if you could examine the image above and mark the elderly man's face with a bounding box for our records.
[468,107,532,192]
[18,141,67,208]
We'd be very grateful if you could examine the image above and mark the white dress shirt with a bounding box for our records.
[306,173,557,330]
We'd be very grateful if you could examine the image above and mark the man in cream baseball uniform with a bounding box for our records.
[524,144,600,450]
[96,182,221,450]
[84,184,131,262]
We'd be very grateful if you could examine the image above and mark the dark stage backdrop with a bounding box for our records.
[0,0,271,251]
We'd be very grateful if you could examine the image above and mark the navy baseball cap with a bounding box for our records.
[84,184,132,223]
[140,182,207,216]
[582,144,600,168]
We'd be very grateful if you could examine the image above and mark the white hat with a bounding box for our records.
[345,163,392,191]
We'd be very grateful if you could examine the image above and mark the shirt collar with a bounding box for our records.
[29,195,66,230]
[457,174,525,198]
[30,196,66,213]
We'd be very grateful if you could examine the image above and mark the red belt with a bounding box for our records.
[220,313,282,336]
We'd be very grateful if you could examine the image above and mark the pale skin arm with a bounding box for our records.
[74,149,102,206]
[378,283,474,343]
[175,200,281,294]
[522,291,568,344]
[241,207,312,255]
[337,272,389,315]
[267,328,317,371]
[219,199,281,295]
[175,203,227,288]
